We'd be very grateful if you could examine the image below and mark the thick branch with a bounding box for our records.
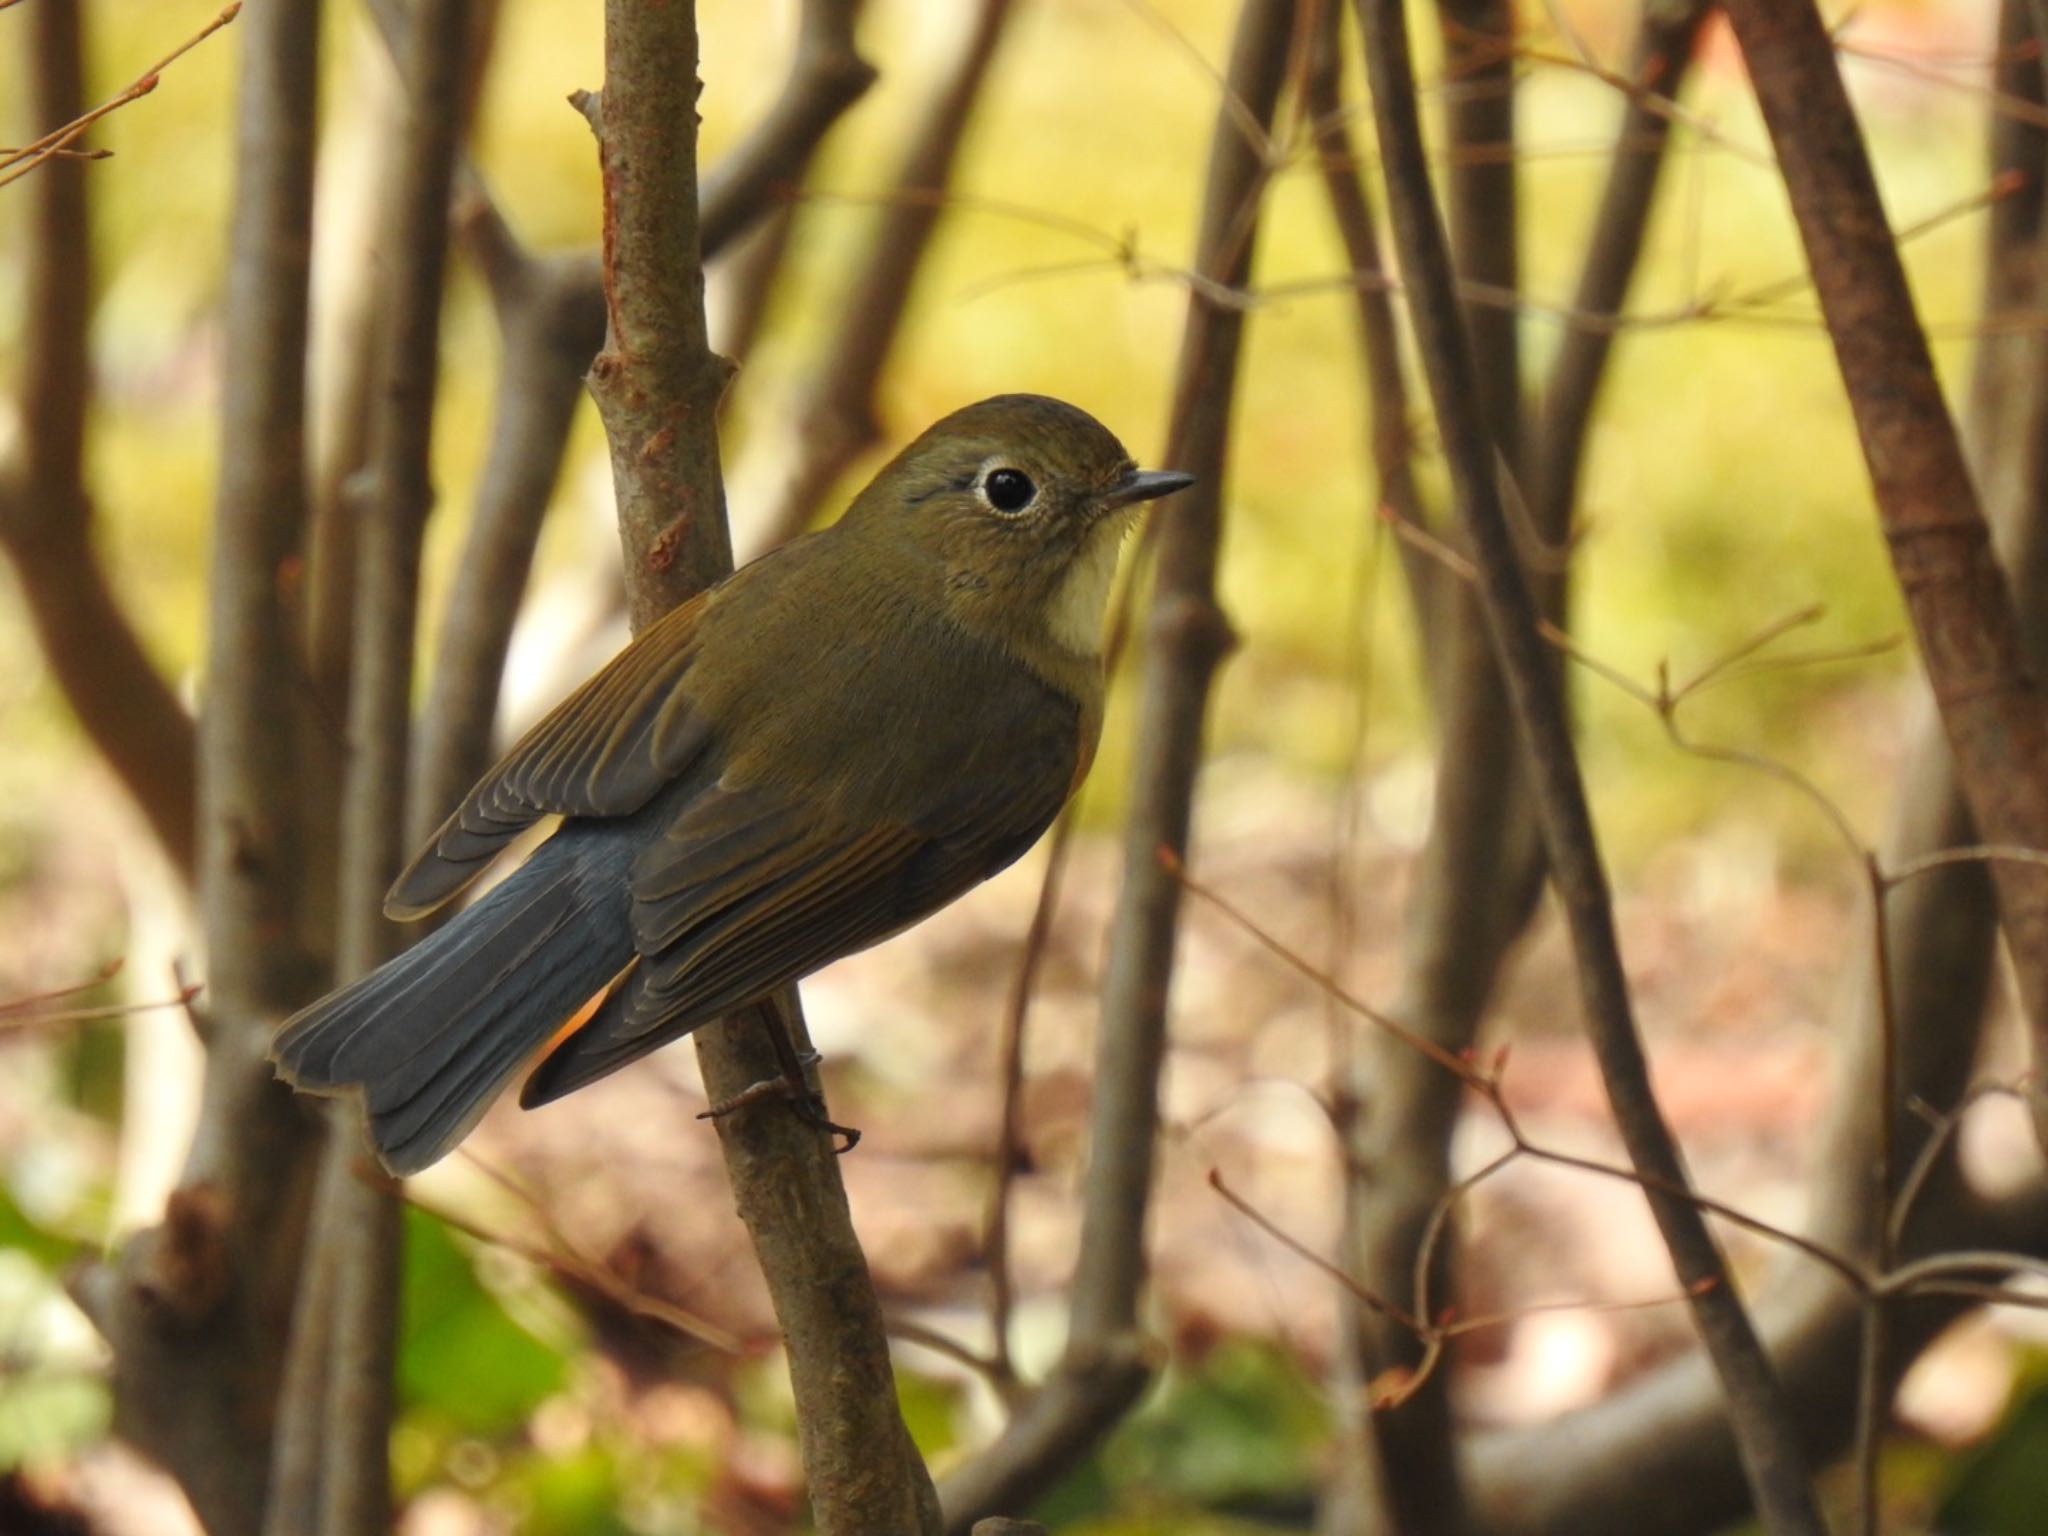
[584,4,937,1531]
[77,4,330,1532]
[1721,0,2048,1152]
[1354,1,1826,1529]
[0,0,197,881]
[939,0,1291,1525]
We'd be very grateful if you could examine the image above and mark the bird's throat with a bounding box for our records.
[1045,516,1130,657]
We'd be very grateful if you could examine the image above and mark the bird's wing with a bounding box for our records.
[517,728,1075,1105]
[387,592,717,917]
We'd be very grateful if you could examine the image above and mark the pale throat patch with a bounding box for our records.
[1045,516,1130,656]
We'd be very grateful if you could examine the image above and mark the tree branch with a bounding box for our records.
[284,2,475,1530]
[411,191,606,847]
[0,0,198,882]
[939,0,1293,1524]
[1354,1,1826,1529]
[73,3,330,1531]
[1304,0,1432,650]
[1323,10,1710,1532]
[1721,0,2048,1155]
[1527,0,1710,535]
[1437,0,1519,461]
[1464,7,2048,1519]
[582,4,938,1530]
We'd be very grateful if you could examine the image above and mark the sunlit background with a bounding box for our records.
[3,0,2041,1531]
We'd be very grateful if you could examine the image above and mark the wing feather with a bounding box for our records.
[387,594,716,917]
[519,744,1072,1105]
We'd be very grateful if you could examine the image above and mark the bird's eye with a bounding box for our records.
[983,467,1036,514]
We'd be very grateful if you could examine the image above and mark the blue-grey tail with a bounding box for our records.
[271,823,639,1175]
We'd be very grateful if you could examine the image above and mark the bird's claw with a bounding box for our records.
[697,1059,861,1154]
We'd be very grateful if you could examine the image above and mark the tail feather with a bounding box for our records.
[272,824,638,1175]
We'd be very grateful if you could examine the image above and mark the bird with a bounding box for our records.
[271,393,1193,1175]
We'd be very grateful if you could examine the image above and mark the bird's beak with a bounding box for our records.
[1101,468,1197,509]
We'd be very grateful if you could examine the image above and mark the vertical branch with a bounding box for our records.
[744,0,1018,557]
[1323,0,1530,1525]
[1437,0,1520,460]
[310,1,473,1530]
[1305,3,1432,633]
[410,195,607,837]
[581,4,729,615]
[0,0,198,880]
[1720,0,2048,1157]
[1323,10,1710,1532]
[1528,0,1711,532]
[70,3,329,1532]
[1070,0,1286,1357]
[581,5,938,1532]
[1354,2,1828,1531]
[938,2,1293,1526]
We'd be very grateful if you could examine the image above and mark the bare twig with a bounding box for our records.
[1528,0,1711,534]
[979,811,1078,1390]
[581,3,938,1529]
[1304,0,1434,652]
[939,0,1293,1525]
[1355,1,1826,1529]
[0,3,240,188]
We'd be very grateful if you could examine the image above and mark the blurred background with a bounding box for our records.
[4,0,2045,1531]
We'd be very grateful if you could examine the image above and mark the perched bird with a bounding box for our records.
[272,394,1192,1175]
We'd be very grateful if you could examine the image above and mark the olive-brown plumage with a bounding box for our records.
[271,395,1191,1173]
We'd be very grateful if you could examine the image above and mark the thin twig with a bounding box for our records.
[0,3,241,188]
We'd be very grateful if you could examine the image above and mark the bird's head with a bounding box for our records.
[842,394,1194,660]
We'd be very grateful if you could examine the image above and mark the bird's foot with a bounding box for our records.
[697,1055,861,1154]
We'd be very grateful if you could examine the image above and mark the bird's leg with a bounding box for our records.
[696,1003,862,1153]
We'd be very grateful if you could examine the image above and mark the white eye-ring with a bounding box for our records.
[980,465,1037,514]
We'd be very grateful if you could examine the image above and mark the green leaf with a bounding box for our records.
[397,1206,568,1437]
[1938,1373,2048,1535]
